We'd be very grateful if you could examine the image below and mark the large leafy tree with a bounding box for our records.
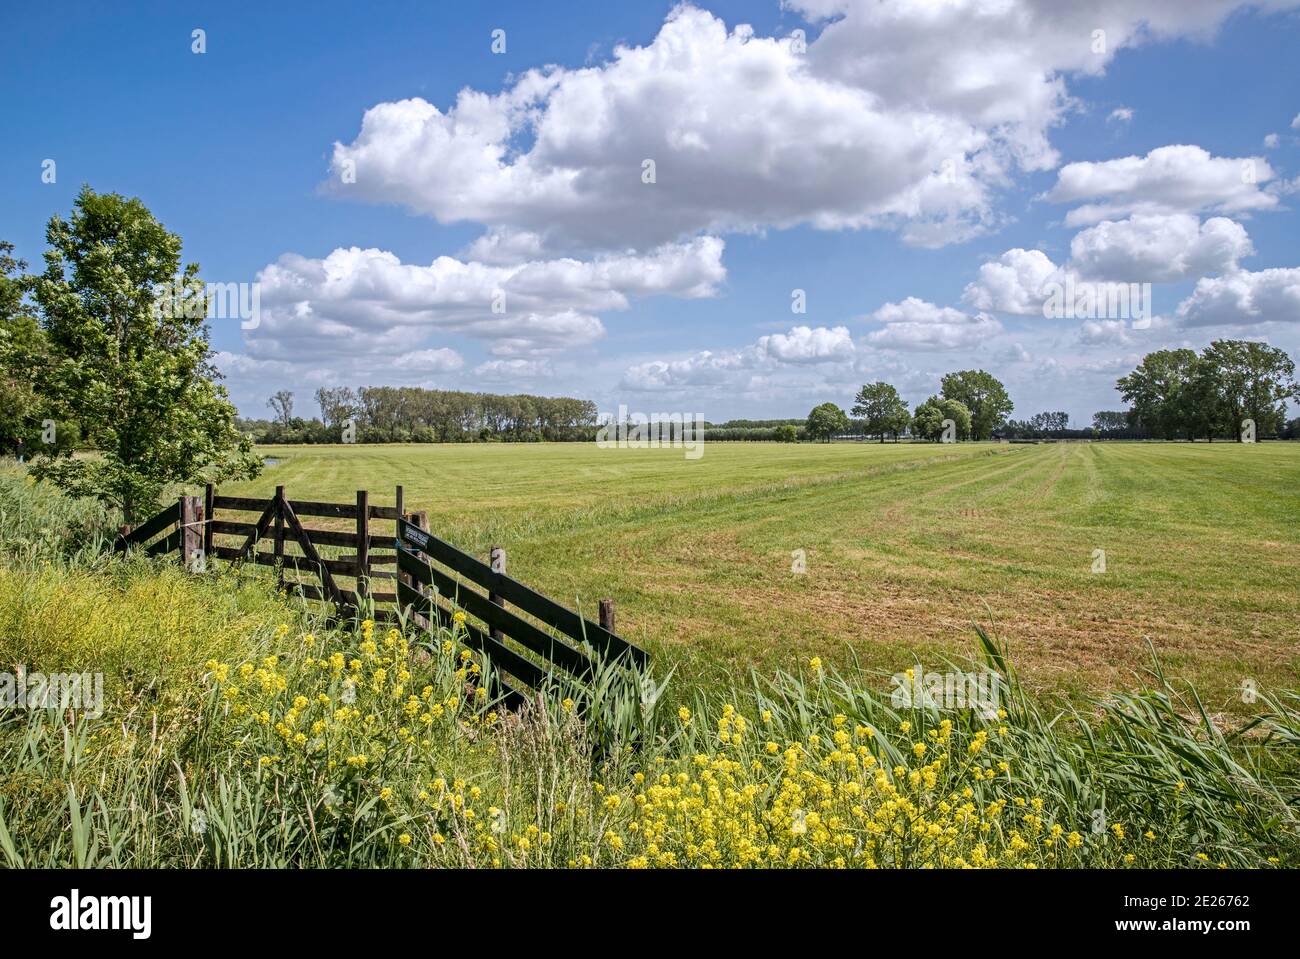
[1181,354,1230,442]
[1201,339,1298,440]
[852,381,912,443]
[939,370,1013,440]
[805,402,849,443]
[30,187,261,521]
[0,240,53,453]
[1115,341,1297,441]
[1115,349,1201,441]
[913,396,971,441]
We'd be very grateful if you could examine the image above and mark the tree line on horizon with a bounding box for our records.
[248,344,1296,447]
[247,386,602,444]
[797,343,1299,444]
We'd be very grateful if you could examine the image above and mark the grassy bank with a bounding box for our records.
[1,561,1296,868]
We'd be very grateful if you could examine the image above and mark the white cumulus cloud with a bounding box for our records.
[963,249,1065,315]
[474,358,554,380]
[757,325,855,363]
[391,348,465,372]
[328,3,1296,252]
[1069,214,1253,282]
[1177,267,1300,326]
[1044,144,1278,226]
[620,323,859,391]
[246,238,725,362]
[865,297,1002,350]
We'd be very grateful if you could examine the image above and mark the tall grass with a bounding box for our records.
[0,462,117,566]
[0,567,1295,867]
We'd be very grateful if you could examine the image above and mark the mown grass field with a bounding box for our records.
[219,441,1300,711]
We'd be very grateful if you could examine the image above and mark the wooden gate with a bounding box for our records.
[113,484,644,699]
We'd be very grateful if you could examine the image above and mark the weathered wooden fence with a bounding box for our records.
[394,516,644,704]
[114,485,643,702]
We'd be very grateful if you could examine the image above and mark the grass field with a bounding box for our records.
[218,441,1300,711]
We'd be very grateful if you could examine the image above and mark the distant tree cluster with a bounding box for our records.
[1116,341,1298,441]
[701,418,806,441]
[805,402,851,442]
[802,369,1013,444]
[243,386,600,444]
[1001,411,1074,440]
[1000,411,1143,440]
[1091,411,1137,436]
[913,396,972,441]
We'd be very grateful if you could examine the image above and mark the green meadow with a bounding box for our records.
[217,440,1300,710]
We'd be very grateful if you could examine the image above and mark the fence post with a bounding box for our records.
[203,483,215,559]
[488,547,506,641]
[599,598,616,635]
[395,486,410,617]
[356,489,369,601]
[408,508,430,631]
[274,485,285,590]
[180,495,204,573]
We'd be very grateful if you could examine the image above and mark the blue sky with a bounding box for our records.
[3,1,1299,425]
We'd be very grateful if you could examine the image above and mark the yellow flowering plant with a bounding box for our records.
[1,582,1295,868]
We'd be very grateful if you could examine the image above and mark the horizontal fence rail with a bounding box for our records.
[112,501,181,553]
[397,518,644,668]
[113,484,646,707]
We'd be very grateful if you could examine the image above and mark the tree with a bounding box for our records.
[1182,354,1229,442]
[940,370,1013,440]
[1092,411,1129,434]
[912,396,971,441]
[315,386,359,433]
[30,187,262,521]
[1115,349,1201,440]
[942,399,973,441]
[1115,341,1298,441]
[1011,411,1071,437]
[852,381,912,443]
[1201,339,1298,440]
[268,390,295,427]
[912,398,943,442]
[805,402,849,443]
[0,240,51,454]
[774,424,799,442]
